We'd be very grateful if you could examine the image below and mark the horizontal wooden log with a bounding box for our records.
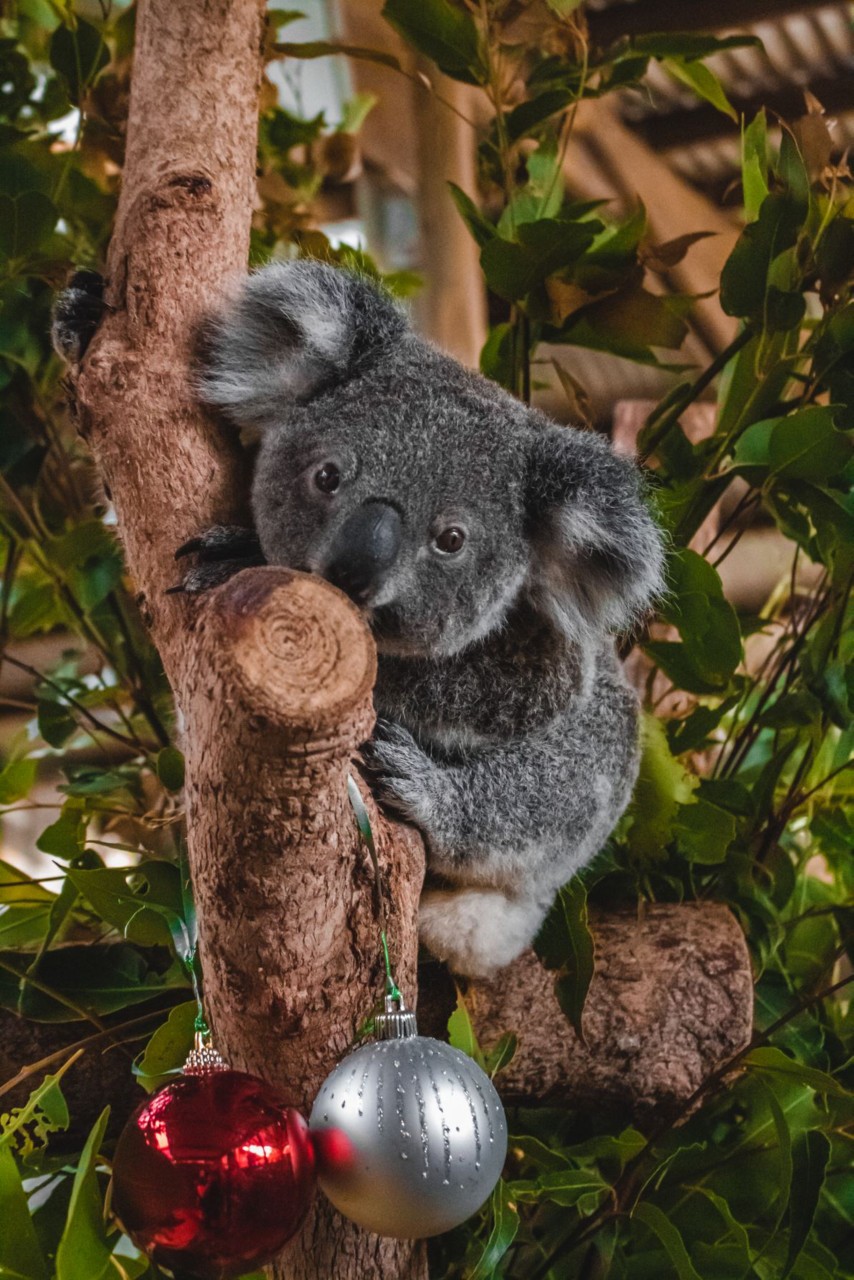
[420,902,753,1119]
[4,903,753,1146]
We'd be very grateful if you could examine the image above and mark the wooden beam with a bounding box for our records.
[631,72,854,151]
[570,102,740,353]
[588,0,836,43]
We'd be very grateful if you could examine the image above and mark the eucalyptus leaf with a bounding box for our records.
[382,0,486,85]
[663,57,737,121]
[65,861,183,948]
[49,19,109,104]
[633,1201,703,1280]
[0,1145,48,1280]
[533,879,594,1040]
[447,987,486,1070]
[134,1000,197,1092]
[54,1108,112,1280]
[784,1131,831,1277]
[467,1181,519,1280]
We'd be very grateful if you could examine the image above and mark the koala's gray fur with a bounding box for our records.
[194,260,665,977]
[54,259,664,977]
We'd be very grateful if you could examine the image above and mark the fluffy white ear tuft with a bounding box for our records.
[197,260,407,430]
[525,426,666,650]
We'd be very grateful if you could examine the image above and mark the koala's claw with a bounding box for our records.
[167,556,266,595]
[51,270,108,363]
[362,720,444,828]
[170,525,265,595]
[174,524,262,562]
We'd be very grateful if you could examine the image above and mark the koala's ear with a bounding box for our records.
[525,426,665,645]
[197,260,407,429]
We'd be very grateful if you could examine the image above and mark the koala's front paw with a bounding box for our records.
[51,270,108,363]
[168,524,265,594]
[362,720,447,832]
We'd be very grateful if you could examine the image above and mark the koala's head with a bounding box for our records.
[199,261,664,658]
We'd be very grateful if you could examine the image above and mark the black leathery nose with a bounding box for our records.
[324,501,402,603]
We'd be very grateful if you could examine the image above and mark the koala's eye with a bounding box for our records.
[314,463,340,494]
[434,526,466,555]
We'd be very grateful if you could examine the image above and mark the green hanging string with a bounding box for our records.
[381,929,402,1004]
[348,773,401,1003]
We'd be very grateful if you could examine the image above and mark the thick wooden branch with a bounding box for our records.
[435,904,754,1119]
[182,568,426,1278]
[69,3,428,1275]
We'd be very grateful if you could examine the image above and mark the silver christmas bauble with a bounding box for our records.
[309,998,507,1238]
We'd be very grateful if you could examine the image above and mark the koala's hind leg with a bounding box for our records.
[419,886,550,978]
[51,271,107,363]
[169,525,265,594]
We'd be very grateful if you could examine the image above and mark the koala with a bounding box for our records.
[53,261,664,978]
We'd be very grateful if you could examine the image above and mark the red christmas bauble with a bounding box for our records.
[112,1068,315,1280]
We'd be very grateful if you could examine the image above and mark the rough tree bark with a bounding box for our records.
[63,2,754,1278]
[71,2,428,1276]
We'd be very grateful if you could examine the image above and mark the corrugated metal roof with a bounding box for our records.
[605,2,854,200]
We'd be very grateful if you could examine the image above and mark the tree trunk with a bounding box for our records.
[66,4,754,1279]
[72,2,427,1276]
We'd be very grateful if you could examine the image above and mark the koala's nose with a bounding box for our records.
[324,501,402,604]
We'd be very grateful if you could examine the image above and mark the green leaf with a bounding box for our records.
[528,1168,608,1209]
[657,548,742,687]
[667,697,738,755]
[663,56,737,121]
[742,111,770,222]
[721,193,805,319]
[784,1131,831,1277]
[261,105,325,153]
[36,803,87,860]
[275,39,403,73]
[55,1108,112,1280]
[51,522,123,612]
[764,285,806,333]
[755,1075,794,1230]
[556,284,689,364]
[0,192,57,260]
[0,944,188,1021]
[631,34,761,62]
[673,798,737,864]
[0,759,36,804]
[447,987,486,1070]
[633,1201,703,1280]
[467,1181,519,1280]
[0,858,56,947]
[338,91,376,134]
[382,0,486,85]
[49,18,109,104]
[769,409,853,482]
[533,879,594,1040]
[480,322,514,389]
[625,713,698,859]
[36,697,77,749]
[544,0,583,15]
[1,1064,70,1157]
[480,218,597,302]
[155,746,185,792]
[134,1000,197,1092]
[484,1031,517,1079]
[744,1047,851,1099]
[505,88,575,142]
[447,182,495,250]
[65,861,183,948]
[0,1145,48,1280]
